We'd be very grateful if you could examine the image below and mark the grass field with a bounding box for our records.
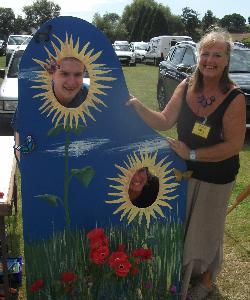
[1,56,249,299]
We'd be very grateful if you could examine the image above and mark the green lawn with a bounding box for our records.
[1,59,250,299]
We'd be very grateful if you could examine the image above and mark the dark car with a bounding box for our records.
[0,40,7,56]
[157,43,250,128]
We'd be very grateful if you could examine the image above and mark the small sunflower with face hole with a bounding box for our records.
[106,150,179,228]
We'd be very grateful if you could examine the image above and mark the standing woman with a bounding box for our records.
[127,28,246,300]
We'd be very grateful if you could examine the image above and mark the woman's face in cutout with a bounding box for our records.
[52,58,85,105]
[129,168,148,193]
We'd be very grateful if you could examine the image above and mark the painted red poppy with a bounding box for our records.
[30,279,44,293]
[114,260,132,277]
[130,267,139,275]
[60,272,77,282]
[90,245,110,265]
[87,228,105,240]
[89,235,109,251]
[108,251,128,268]
[132,248,152,260]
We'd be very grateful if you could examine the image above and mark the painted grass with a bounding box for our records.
[24,222,183,300]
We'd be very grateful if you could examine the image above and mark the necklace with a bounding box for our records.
[197,94,216,107]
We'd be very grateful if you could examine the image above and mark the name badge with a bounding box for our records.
[192,121,210,138]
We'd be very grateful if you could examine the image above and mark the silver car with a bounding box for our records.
[0,45,27,125]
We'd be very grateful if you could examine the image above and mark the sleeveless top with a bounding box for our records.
[177,85,244,184]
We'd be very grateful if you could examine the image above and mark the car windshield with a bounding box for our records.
[114,45,130,51]
[22,36,32,45]
[8,36,30,46]
[134,43,148,50]
[7,50,24,78]
[230,49,250,73]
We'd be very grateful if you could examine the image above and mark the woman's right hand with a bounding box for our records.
[126,94,141,108]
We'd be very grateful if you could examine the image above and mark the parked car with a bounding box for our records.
[114,40,129,46]
[0,45,27,126]
[0,40,7,56]
[175,40,196,47]
[144,35,193,66]
[233,41,248,49]
[157,43,250,128]
[113,44,136,66]
[130,41,149,62]
[6,34,32,65]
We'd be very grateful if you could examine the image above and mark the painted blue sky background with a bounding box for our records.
[1,0,250,23]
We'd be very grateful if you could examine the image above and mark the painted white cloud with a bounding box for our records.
[45,138,110,157]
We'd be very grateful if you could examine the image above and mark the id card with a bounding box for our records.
[192,121,210,138]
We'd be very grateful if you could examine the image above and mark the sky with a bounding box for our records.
[1,0,249,23]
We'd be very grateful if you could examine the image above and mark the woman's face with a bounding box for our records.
[129,168,148,193]
[198,41,229,80]
[52,58,84,105]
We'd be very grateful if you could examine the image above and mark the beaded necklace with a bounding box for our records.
[197,94,216,107]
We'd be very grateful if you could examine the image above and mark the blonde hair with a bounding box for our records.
[189,28,234,93]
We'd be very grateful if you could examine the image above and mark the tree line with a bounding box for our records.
[0,0,250,42]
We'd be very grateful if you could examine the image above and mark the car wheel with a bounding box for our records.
[154,58,158,66]
[157,81,168,111]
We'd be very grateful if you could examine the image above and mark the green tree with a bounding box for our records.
[181,7,201,41]
[92,12,128,43]
[122,0,178,42]
[13,15,28,34]
[23,0,61,32]
[129,4,148,41]
[220,13,246,33]
[0,7,15,39]
[168,15,185,35]
[201,10,218,33]
[148,8,169,39]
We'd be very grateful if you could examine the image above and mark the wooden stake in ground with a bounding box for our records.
[227,183,250,214]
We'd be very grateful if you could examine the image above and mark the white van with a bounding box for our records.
[144,35,193,65]
[130,41,149,62]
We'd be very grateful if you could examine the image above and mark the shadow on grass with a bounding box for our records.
[207,284,230,300]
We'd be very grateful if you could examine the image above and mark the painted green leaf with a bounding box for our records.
[47,124,65,136]
[34,194,60,206]
[71,166,95,187]
[72,125,85,135]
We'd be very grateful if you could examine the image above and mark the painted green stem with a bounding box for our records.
[64,131,71,229]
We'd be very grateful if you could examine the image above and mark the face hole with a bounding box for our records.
[50,57,89,108]
[128,167,159,208]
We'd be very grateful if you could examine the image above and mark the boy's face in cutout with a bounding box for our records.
[52,57,85,105]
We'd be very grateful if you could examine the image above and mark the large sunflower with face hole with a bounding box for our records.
[32,33,116,128]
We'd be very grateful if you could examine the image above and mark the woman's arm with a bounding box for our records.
[126,80,187,131]
[168,93,246,162]
[14,131,20,161]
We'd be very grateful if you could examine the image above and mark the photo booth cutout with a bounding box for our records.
[18,16,187,299]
